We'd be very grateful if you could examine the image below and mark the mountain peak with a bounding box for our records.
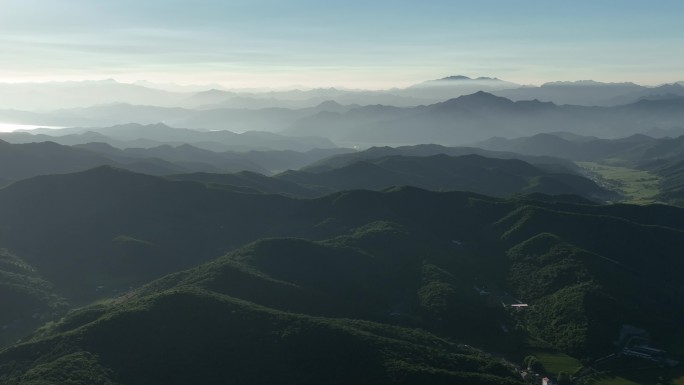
[195,88,232,96]
[315,100,343,108]
[431,91,514,111]
[405,75,517,92]
[431,75,502,82]
[455,90,511,103]
[438,75,472,81]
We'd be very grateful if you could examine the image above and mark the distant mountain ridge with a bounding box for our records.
[1,123,336,152]
[477,132,684,163]
[0,77,681,115]
[275,153,613,200]
[286,92,684,145]
[477,132,684,206]
[301,143,579,173]
[0,100,359,133]
[2,75,684,384]
[399,75,521,100]
[0,136,355,184]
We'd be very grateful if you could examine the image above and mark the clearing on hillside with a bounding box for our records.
[577,162,661,204]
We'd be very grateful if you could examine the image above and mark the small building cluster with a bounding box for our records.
[617,325,678,367]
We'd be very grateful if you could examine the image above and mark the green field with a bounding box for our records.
[593,376,643,385]
[577,162,661,204]
[534,352,645,385]
[534,351,582,374]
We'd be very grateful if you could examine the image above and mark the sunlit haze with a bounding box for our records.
[1,0,683,89]
[3,2,684,384]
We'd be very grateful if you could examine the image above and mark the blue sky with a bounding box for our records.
[1,0,682,88]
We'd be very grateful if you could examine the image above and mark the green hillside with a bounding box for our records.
[301,143,580,173]
[277,154,614,200]
[478,132,684,206]
[0,167,683,384]
[168,170,322,197]
[0,249,67,346]
[0,290,524,385]
[167,153,608,201]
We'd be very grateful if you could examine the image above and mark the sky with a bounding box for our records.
[1,0,683,89]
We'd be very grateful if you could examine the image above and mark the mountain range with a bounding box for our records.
[2,77,682,113]
[495,81,684,106]
[0,137,611,201]
[275,154,612,200]
[1,78,683,145]
[3,75,684,384]
[0,123,336,152]
[478,132,684,205]
[0,166,683,383]
[286,92,684,145]
[0,101,353,133]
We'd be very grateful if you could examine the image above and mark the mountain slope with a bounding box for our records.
[477,133,666,162]
[277,154,613,200]
[0,140,137,181]
[2,197,684,383]
[0,287,522,385]
[494,80,644,106]
[286,92,684,145]
[0,249,67,346]
[0,166,312,301]
[302,143,579,174]
[3,123,336,152]
[478,133,684,206]
[0,167,683,375]
[168,171,322,197]
[75,143,352,174]
[0,135,350,184]
[0,139,237,182]
[399,75,521,101]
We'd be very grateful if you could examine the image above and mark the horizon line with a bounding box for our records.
[0,76,682,92]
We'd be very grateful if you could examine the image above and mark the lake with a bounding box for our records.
[0,122,65,133]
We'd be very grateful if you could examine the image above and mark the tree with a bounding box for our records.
[558,371,571,385]
[523,355,544,372]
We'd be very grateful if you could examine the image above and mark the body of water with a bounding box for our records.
[0,123,63,133]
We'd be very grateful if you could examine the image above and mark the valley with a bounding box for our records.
[1,7,683,380]
[577,162,662,204]
[2,87,684,383]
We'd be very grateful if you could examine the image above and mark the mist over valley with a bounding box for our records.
[1,2,684,384]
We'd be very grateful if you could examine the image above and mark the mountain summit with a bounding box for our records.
[433,75,501,81]
[401,76,521,101]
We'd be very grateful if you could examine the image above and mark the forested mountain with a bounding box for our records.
[1,78,683,385]
[0,166,683,383]
[0,139,267,181]
[302,143,580,173]
[478,133,684,206]
[0,130,354,183]
[0,249,67,347]
[0,135,608,199]
[2,0,683,382]
[477,133,667,162]
[73,143,351,174]
[168,151,611,200]
[276,154,613,200]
